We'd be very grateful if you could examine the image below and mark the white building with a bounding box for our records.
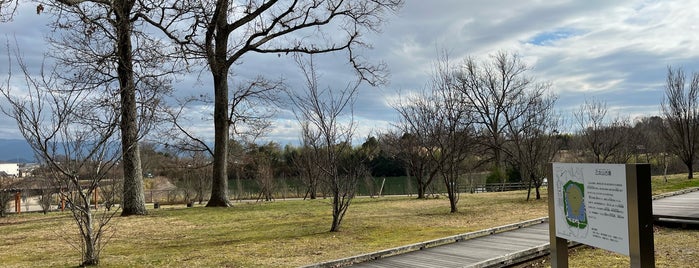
[0,163,20,177]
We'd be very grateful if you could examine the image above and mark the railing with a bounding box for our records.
[460,181,548,193]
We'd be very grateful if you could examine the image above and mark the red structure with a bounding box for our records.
[14,192,20,214]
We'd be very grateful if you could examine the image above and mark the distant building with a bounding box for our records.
[18,163,39,177]
[0,163,20,177]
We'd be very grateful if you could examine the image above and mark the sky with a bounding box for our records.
[2,0,699,146]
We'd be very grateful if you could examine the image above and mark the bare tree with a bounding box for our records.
[455,51,549,185]
[39,0,183,216]
[661,66,699,179]
[633,116,667,174]
[160,149,210,205]
[141,0,403,207]
[289,54,360,231]
[574,98,630,163]
[247,142,282,202]
[290,126,323,200]
[1,57,120,266]
[392,102,440,199]
[427,57,475,213]
[100,169,123,211]
[184,151,212,204]
[502,93,559,200]
[394,55,476,212]
[252,156,275,202]
[159,76,281,206]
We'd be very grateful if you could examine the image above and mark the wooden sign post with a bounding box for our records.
[548,163,654,268]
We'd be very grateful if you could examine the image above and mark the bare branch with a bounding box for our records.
[0,0,18,22]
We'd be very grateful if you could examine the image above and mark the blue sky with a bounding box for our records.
[2,0,699,146]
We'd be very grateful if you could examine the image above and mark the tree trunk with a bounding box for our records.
[206,70,231,207]
[81,208,98,266]
[116,0,147,216]
[416,178,426,199]
[446,174,458,213]
[448,192,458,213]
[309,180,317,199]
[205,1,232,207]
[533,174,542,200]
[664,154,668,183]
[330,190,341,232]
[526,175,533,201]
[688,162,694,180]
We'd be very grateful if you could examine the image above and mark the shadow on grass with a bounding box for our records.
[0,213,70,226]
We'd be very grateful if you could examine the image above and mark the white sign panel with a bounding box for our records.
[552,163,630,256]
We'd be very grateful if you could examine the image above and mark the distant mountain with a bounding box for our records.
[0,139,35,163]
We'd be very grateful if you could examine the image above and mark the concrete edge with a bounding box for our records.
[651,187,699,200]
[299,217,548,268]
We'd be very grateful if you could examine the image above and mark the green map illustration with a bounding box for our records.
[563,180,587,229]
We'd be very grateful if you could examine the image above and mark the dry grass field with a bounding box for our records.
[0,191,549,267]
[0,173,697,267]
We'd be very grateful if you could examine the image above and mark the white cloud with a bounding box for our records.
[2,0,699,144]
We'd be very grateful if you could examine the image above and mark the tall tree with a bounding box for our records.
[45,0,177,215]
[394,55,476,212]
[455,51,548,185]
[502,93,559,200]
[143,0,403,207]
[661,66,699,179]
[426,56,475,213]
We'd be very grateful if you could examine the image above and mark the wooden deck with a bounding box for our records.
[304,188,699,268]
[350,222,550,268]
[652,188,699,224]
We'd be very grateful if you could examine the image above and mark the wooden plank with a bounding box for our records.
[653,190,699,221]
[301,218,548,268]
[352,223,551,268]
[376,252,461,267]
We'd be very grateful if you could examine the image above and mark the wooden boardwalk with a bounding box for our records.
[304,188,699,268]
[652,188,699,224]
[350,222,550,268]
[301,219,553,268]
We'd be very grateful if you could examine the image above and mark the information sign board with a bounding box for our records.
[551,163,629,255]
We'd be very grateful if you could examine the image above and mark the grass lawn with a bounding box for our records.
[651,172,699,195]
[0,191,548,267]
[0,173,698,267]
